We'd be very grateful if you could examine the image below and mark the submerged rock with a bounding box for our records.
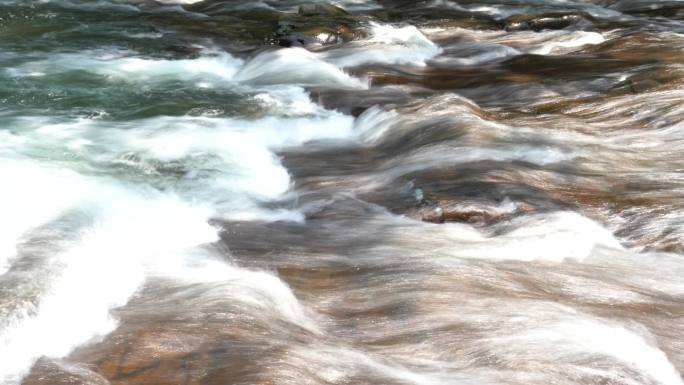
[608,0,684,17]
[408,199,529,225]
[22,359,110,385]
[298,3,349,17]
[504,12,595,32]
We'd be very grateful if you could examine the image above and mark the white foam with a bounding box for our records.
[0,162,83,275]
[0,159,322,383]
[529,31,605,55]
[431,211,623,262]
[4,15,658,385]
[121,31,164,39]
[7,50,244,84]
[0,72,400,384]
[441,44,520,66]
[5,105,356,210]
[355,106,402,143]
[495,317,683,385]
[236,22,443,88]
[320,23,443,68]
[0,79,364,380]
[422,27,604,64]
[378,143,573,182]
[0,164,217,384]
[252,86,323,116]
[6,23,441,88]
[235,47,366,88]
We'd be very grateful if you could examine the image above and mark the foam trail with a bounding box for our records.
[7,49,365,89]
[7,51,244,85]
[161,258,319,331]
[422,28,604,64]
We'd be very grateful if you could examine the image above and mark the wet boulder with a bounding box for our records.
[275,20,354,47]
[274,4,362,48]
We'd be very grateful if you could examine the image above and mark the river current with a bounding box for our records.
[1,1,683,384]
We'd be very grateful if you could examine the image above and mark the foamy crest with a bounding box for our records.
[0,160,319,383]
[492,314,683,385]
[444,211,623,262]
[160,258,318,331]
[236,22,444,88]
[7,109,356,212]
[0,162,83,275]
[0,164,217,384]
[529,31,606,55]
[235,47,366,88]
[321,23,443,68]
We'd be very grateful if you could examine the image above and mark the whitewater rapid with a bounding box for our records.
[1,1,683,385]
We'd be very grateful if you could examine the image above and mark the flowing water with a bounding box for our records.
[1,0,683,384]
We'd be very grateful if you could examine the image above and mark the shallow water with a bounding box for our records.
[0,1,683,384]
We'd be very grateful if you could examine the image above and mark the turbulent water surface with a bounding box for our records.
[1,0,684,384]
